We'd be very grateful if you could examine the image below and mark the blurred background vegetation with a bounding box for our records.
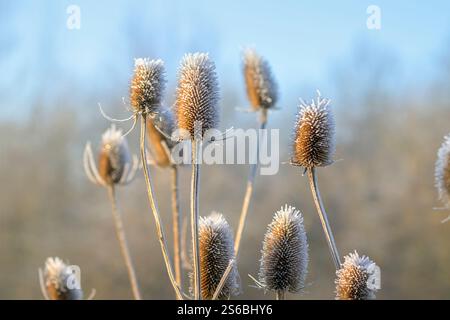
[0,0,449,299]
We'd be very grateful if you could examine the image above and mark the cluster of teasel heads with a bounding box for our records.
[39,49,384,300]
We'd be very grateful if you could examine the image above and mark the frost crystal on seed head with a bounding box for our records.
[291,91,335,168]
[130,58,166,114]
[175,53,220,139]
[435,134,450,207]
[259,205,309,294]
[335,251,379,300]
[243,48,278,110]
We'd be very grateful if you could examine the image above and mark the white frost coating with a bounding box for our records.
[259,204,309,293]
[335,251,380,300]
[130,58,166,114]
[341,251,376,272]
[292,91,335,167]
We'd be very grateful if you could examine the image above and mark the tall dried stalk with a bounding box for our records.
[276,291,285,300]
[83,125,140,299]
[212,259,236,300]
[307,168,341,269]
[234,110,267,256]
[235,49,278,257]
[191,139,201,300]
[292,92,341,269]
[107,185,142,300]
[175,53,220,300]
[140,115,183,300]
[171,165,183,290]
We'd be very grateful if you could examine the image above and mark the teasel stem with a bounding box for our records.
[307,167,341,269]
[106,185,142,300]
[191,139,202,300]
[171,165,183,291]
[276,291,285,300]
[234,109,268,256]
[212,259,235,300]
[140,114,184,300]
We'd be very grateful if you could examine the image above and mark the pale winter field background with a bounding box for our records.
[0,0,449,299]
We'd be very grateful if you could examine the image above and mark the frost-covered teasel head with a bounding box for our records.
[435,134,450,208]
[291,92,335,168]
[193,212,240,300]
[259,205,309,294]
[335,251,380,300]
[130,58,166,115]
[43,257,83,300]
[98,125,133,184]
[83,125,138,186]
[243,48,278,111]
[175,53,220,139]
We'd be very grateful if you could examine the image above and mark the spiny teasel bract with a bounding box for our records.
[335,251,379,300]
[175,53,219,139]
[98,124,133,185]
[259,205,308,294]
[435,134,450,208]
[130,58,166,115]
[147,109,176,167]
[192,212,240,300]
[243,48,278,111]
[43,257,83,300]
[291,92,335,168]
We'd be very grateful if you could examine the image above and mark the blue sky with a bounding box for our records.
[0,0,449,119]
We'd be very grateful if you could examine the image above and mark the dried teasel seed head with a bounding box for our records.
[130,58,166,115]
[335,251,380,300]
[175,53,220,139]
[435,134,450,207]
[147,110,176,167]
[291,92,335,168]
[98,125,132,185]
[259,205,309,294]
[192,212,240,300]
[43,257,83,300]
[243,48,278,111]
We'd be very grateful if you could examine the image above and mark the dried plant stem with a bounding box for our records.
[140,115,183,300]
[191,139,202,300]
[276,291,285,300]
[212,259,235,300]
[107,185,142,300]
[38,269,50,300]
[234,109,267,256]
[171,165,183,291]
[307,167,341,269]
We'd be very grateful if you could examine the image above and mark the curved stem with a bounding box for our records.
[212,259,235,300]
[107,185,142,300]
[171,165,183,291]
[140,115,183,300]
[191,139,201,300]
[307,167,341,269]
[234,109,267,256]
[38,269,50,300]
